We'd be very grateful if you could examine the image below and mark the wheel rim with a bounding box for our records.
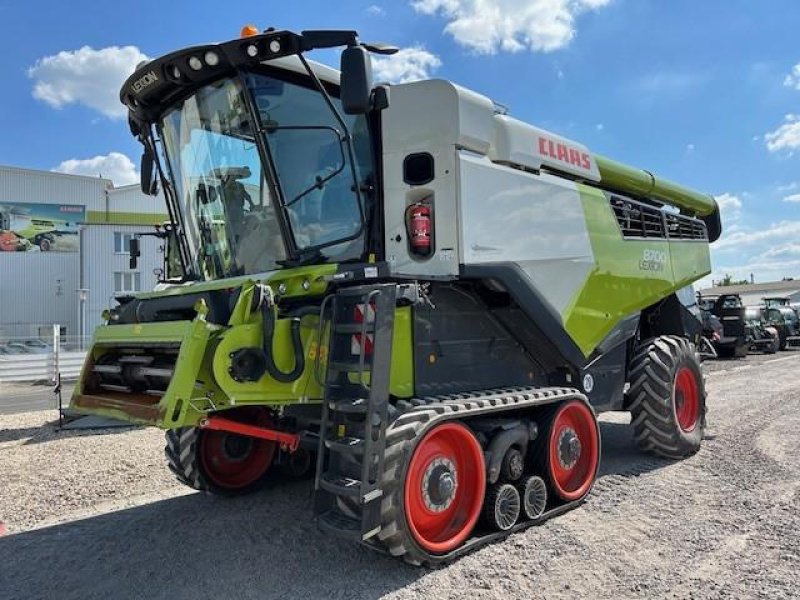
[493,485,521,531]
[548,400,599,501]
[522,475,548,520]
[404,422,486,554]
[674,367,700,433]
[199,408,276,489]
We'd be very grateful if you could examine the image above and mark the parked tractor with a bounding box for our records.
[761,297,800,349]
[743,306,780,354]
[698,294,747,358]
[70,27,721,564]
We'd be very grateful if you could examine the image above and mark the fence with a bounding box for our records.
[0,326,88,383]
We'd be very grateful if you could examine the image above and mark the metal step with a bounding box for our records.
[328,397,370,414]
[319,473,363,497]
[324,436,365,456]
[333,323,376,334]
[327,360,370,373]
[316,509,363,541]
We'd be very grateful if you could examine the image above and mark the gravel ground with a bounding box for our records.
[1,351,799,599]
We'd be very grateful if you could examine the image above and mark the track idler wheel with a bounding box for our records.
[535,400,600,502]
[518,475,548,520]
[482,483,521,531]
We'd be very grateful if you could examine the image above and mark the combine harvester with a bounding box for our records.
[72,26,721,564]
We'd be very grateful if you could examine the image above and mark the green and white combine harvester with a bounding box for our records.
[72,27,722,564]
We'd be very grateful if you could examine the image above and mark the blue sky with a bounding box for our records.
[0,0,798,285]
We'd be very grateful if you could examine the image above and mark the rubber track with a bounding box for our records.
[627,336,705,460]
[372,386,593,565]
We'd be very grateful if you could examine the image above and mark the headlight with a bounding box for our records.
[188,56,203,71]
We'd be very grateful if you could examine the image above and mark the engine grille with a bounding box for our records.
[610,196,707,241]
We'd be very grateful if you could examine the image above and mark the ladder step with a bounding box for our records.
[333,323,376,334]
[327,360,370,372]
[319,473,363,497]
[328,397,370,414]
[325,436,365,456]
[317,509,364,541]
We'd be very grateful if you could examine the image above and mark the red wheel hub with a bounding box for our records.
[674,367,700,433]
[199,408,276,490]
[404,422,486,554]
[547,400,599,501]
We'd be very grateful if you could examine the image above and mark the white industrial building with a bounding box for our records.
[698,280,800,308]
[0,165,166,344]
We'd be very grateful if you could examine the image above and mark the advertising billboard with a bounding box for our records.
[0,202,84,252]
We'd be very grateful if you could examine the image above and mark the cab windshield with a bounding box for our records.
[159,71,372,280]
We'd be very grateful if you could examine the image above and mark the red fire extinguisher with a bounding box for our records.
[406,202,433,257]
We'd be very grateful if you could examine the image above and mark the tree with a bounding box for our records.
[716,274,750,287]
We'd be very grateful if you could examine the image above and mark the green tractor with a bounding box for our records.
[762,297,800,349]
[71,27,721,564]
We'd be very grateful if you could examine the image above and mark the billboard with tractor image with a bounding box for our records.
[0,202,84,252]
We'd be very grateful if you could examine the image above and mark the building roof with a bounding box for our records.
[0,163,113,186]
[698,280,800,297]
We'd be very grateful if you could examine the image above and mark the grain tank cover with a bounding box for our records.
[489,115,601,183]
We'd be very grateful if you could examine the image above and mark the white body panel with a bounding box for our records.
[381,79,598,316]
[458,152,594,316]
[489,115,601,182]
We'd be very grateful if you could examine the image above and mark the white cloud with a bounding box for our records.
[411,0,611,54]
[714,220,800,250]
[757,243,800,260]
[784,62,800,90]
[715,192,742,212]
[53,152,138,186]
[634,71,705,94]
[373,46,442,83]
[765,114,800,153]
[714,192,742,227]
[701,259,800,288]
[784,193,800,203]
[366,4,385,15]
[29,46,149,119]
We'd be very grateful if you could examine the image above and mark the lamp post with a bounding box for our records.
[77,288,89,350]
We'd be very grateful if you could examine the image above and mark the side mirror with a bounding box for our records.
[141,150,158,195]
[340,45,372,115]
[129,237,141,269]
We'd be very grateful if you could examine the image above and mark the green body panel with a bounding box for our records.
[389,306,414,398]
[71,318,218,427]
[595,155,716,217]
[70,268,415,429]
[136,264,337,302]
[563,185,712,356]
[212,316,323,405]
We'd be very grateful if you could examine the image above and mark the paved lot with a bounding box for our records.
[1,351,798,599]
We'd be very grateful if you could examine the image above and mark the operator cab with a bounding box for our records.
[124,29,393,283]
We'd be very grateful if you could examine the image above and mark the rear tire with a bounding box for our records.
[628,336,705,459]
